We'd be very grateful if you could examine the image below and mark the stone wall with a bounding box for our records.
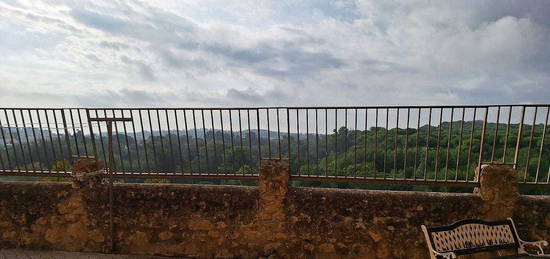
[0,162,549,258]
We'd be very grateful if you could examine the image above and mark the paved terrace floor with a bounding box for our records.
[0,250,184,259]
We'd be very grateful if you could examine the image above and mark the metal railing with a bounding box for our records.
[0,105,548,187]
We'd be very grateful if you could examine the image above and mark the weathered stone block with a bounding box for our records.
[188,219,214,231]
[71,158,105,189]
[476,164,520,221]
[318,243,336,253]
[158,231,173,241]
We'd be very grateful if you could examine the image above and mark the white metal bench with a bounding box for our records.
[421,218,549,258]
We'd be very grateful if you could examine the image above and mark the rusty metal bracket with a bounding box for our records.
[87,116,132,252]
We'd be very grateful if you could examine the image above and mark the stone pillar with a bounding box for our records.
[475,164,519,221]
[255,159,290,255]
[258,159,289,223]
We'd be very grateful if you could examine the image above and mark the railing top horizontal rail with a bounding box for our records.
[0,104,549,110]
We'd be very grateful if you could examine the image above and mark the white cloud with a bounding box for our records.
[0,0,548,107]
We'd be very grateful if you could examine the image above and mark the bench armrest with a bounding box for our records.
[422,224,457,259]
[518,239,549,256]
[431,250,457,259]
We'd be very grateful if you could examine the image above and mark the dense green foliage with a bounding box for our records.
[1,121,548,193]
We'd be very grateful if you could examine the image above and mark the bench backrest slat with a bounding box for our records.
[423,219,520,255]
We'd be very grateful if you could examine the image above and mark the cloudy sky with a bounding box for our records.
[0,0,549,107]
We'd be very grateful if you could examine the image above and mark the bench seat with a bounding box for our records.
[421,218,549,259]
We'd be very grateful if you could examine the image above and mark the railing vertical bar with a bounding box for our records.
[0,111,4,170]
[53,110,66,171]
[325,108,328,177]
[28,110,42,171]
[247,110,252,163]
[174,110,183,174]
[122,109,133,172]
[466,108,477,182]
[267,109,271,158]
[344,109,348,165]
[490,106,501,162]
[77,109,89,157]
[404,108,410,179]
[364,108,368,178]
[414,108,420,180]
[192,109,201,172]
[256,109,261,167]
[334,109,337,175]
[183,110,193,174]
[93,110,108,169]
[147,109,158,172]
[112,109,125,173]
[68,109,80,158]
[156,109,166,172]
[535,106,549,183]
[513,106,525,170]
[5,110,21,172]
[523,107,537,183]
[201,110,209,173]
[374,108,378,179]
[434,108,443,180]
[353,108,359,177]
[393,108,399,179]
[45,110,58,172]
[52,110,65,172]
[384,108,388,179]
[287,108,291,160]
[503,106,513,162]
[138,110,150,172]
[20,110,36,171]
[228,109,235,172]
[297,109,300,175]
[316,109,320,174]
[277,108,281,159]
[455,108,465,181]
[12,109,29,172]
[477,107,489,175]
[0,112,12,170]
[212,110,218,170]
[98,110,113,172]
[85,109,98,166]
[444,108,454,180]
[60,109,73,171]
[238,110,243,172]
[546,110,550,184]
[219,110,226,172]
[39,110,52,172]
[54,110,67,173]
[423,108,432,181]
[4,112,21,171]
[130,110,142,173]
[165,110,175,173]
[306,109,310,175]
[0,123,3,170]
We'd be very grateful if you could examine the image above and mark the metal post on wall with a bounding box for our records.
[88,115,132,253]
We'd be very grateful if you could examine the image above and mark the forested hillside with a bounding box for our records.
[1,121,548,187]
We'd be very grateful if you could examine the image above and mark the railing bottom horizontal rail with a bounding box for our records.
[0,171,72,178]
[291,175,480,187]
[2,170,548,188]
